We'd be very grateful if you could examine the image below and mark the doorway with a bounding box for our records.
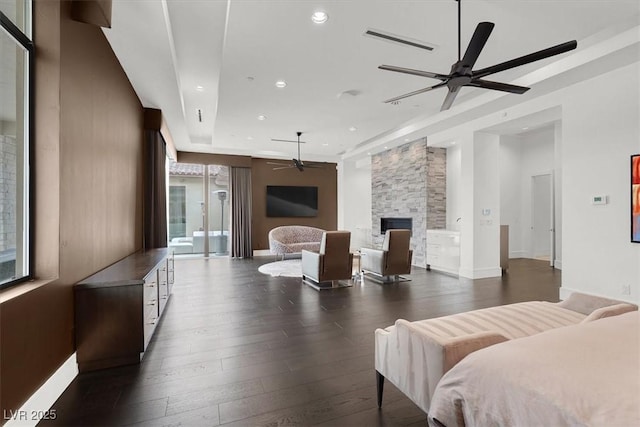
[531,173,554,266]
[167,162,230,257]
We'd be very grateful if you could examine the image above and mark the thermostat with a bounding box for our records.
[592,195,608,205]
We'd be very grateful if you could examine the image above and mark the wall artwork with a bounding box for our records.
[632,154,640,243]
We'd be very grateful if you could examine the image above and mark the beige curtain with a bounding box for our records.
[230,167,252,258]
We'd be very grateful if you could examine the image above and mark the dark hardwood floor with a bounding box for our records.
[42,257,560,426]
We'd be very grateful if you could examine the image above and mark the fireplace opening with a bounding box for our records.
[381,217,412,235]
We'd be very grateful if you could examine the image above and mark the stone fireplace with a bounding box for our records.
[371,139,446,267]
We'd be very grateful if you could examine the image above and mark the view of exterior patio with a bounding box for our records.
[168,161,230,256]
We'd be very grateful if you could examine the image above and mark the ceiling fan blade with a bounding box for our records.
[272,166,294,170]
[461,22,495,68]
[271,138,307,144]
[467,79,530,94]
[383,82,447,103]
[364,29,436,52]
[473,40,577,78]
[266,161,289,165]
[440,87,461,111]
[379,65,448,81]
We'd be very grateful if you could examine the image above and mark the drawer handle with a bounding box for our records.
[147,321,156,325]
[146,284,156,288]
[148,301,156,306]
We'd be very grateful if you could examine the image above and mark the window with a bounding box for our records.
[168,186,186,240]
[0,1,32,288]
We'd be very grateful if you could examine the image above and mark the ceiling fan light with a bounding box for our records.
[257,115,267,121]
[311,11,328,24]
[275,80,287,88]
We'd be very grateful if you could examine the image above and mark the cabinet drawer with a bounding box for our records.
[427,233,445,245]
[143,316,157,348]
[144,280,157,302]
[158,265,167,285]
[426,254,440,265]
[158,281,169,314]
[426,243,442,254]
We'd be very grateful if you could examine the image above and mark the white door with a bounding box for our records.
[532,174,553,263]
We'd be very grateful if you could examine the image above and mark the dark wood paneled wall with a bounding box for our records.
[251,158,337,251]
[174,153,338,252]
[0,0,144,416]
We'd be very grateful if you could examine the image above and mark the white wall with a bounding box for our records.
[446,144,461,230]
[499,128,557,259]
[553,122,563,269]
[340,56,639,301]
[338,158,372,250]
[431,61,639,301]
[499,135,524,256]
[561,62,639,302]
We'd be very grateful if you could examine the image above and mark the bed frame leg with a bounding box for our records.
[376,370,384,408]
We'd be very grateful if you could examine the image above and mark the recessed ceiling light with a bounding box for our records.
[522,126,529,130]
[384,146,388,149]
[349,126,357,132]
[257,115,267,121]
[322,143,329,146]
[247,136,254,140]
[275,80,287,88]
[196,85,204,91]
[311,11,328,24]
[451,141,457,145]
[367,152,371,156]
[404,138,410,142]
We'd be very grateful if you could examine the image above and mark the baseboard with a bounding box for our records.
[554,259,562,270]
[459,267,502,279]
[559,287,636,304]
[5,353,78,427]
[558,286,576,301]
[509,250,527,258]
[428,265,460,277]
[253,249,272,257]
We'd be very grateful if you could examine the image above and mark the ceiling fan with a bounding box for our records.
[267,132,324,172]
[370,0,577,111]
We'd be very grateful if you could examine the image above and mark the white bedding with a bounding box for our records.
[428,311,640,427]
[375,301,588,412]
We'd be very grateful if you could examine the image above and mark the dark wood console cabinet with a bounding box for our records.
[75,248,174,372]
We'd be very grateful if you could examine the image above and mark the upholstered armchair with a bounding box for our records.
[361,229,412,282]
[301,231,353,290]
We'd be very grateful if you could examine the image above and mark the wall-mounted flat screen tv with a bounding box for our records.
[267,186,318,217]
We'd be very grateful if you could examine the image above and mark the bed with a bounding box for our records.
[428,311,640,427]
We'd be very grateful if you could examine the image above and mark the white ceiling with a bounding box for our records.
[103,0,640,162]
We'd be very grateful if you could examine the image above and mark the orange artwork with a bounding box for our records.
[633,155,640,242]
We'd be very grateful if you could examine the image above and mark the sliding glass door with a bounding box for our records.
[208,165,229,255]
[167,161,229,257]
